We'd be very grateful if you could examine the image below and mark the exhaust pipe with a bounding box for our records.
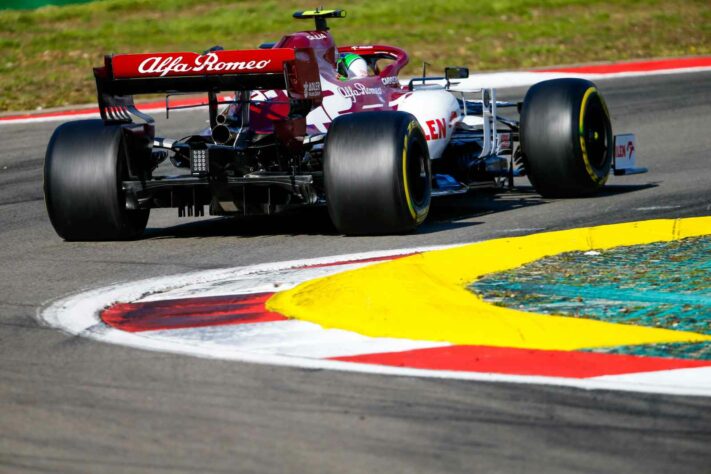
[212,124,237,144]
[212,90,252,146]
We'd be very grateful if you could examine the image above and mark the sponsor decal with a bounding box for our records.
[424,118,447,140]
[305,32,328,41]
[136,53,272,77]
[303,81,322,98]
[337,82,383,100]
[498,132,512,151]
[381,76,399,86]
[110,49,294,79]
[615,140,635,159]
[613,133,637,169]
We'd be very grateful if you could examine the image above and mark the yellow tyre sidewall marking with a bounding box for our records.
[267,217,711,351]
[402,124,417,221]
[403,120,429,223]
[579,87,610,186]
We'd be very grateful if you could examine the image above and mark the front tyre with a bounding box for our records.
[520,78,613,197]
[44,120,150,241]
[324,111,431,235]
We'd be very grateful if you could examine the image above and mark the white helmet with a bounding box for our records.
[338,53,368,79]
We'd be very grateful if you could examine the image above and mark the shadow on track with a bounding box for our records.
[142,184,656,239]
[140,193,511,239]
[592,183,658,197]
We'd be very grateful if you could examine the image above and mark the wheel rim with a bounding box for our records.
[405,139,429,207]
[581,94,609,169]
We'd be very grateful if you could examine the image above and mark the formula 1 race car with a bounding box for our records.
[44,9,645,240]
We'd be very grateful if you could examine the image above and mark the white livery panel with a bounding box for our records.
[395,90,461,159]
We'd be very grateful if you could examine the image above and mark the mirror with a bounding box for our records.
[445,67,470,79]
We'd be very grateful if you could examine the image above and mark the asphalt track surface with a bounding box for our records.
[1,72,710,473]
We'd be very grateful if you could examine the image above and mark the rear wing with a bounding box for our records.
[93,47,322,124]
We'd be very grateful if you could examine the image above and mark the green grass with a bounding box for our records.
[1,0,709,112]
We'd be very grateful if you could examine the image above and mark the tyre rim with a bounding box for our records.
[581,95,609,169]
[406,139,429,207]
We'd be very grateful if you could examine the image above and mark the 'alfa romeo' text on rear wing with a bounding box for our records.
[93,47,322,124]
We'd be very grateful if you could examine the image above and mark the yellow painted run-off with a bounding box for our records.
[267,217,711,351]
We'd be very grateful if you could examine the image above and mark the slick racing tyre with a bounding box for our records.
[324,111,431,235]
[44,119,150,241]
[520,78,613,197]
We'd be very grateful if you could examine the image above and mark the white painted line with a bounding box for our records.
[496,227,546,234]
[145,321,447,359]
[0,105,203,125]
[635,205,682,211]
[1,111,101,125]
[451,67,711,91]
[593,367,711,395]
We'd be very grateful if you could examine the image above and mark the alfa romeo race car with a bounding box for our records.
[44,9,644,240]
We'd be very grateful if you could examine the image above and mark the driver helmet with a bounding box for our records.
[337,53,368,79]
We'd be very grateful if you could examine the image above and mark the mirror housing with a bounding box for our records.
[445,67,469,79]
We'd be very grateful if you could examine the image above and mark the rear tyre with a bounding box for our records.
[520,78,613,197]
[324,111,431,235]
[44,120,150,241]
